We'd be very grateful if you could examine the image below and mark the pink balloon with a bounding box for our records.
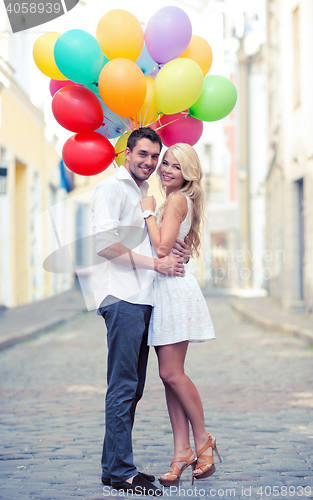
[158,112,203,147]
[50,79,81,97]
[145,6,192,64]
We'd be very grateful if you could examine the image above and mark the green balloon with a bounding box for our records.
[189,75,237,122]
[54,29,104,85]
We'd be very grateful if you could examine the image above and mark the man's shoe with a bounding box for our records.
[111,474,162,496]
[101,471,155,486]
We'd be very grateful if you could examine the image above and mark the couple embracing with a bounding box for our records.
[91,127,221,497]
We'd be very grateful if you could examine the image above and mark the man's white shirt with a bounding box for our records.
[90,166,155,310]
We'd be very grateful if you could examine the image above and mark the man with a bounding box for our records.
[91,127,189,496]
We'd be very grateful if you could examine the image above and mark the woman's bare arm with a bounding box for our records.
[144,194,187,258]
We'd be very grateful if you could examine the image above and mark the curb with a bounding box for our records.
[230,299,313,345]
[0,310,87,351]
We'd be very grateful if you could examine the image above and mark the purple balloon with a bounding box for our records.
[145,6,192,64]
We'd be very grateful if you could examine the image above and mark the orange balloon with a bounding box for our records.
[96,9,144,62]
[98,58,147,118]
[133,76,162,127]
[179,35,213,76]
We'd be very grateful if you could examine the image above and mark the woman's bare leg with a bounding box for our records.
[156,342,212,472]
[164,383,190,455]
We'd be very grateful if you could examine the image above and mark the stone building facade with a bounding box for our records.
[266,0,313,311]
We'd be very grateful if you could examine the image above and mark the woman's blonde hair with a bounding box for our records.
[157,143,206,258]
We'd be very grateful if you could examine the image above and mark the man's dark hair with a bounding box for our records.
[127,127,163,153]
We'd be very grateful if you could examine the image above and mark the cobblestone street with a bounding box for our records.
[1,297,313,500]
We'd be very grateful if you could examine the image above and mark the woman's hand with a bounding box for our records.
[140,196,157,212]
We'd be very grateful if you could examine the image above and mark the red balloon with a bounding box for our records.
[62,132,116,176]
[158,112,203,147]
[52,86,104,133]
[49,79,82,97]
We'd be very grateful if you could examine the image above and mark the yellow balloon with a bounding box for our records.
[133,76,162,127]
[115,133,130,167]
[33,32,67,80]
[96,9,144,62]
[154,58,203,115]
[179,35,213,76]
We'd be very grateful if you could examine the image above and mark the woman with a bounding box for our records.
[140,143,221,487]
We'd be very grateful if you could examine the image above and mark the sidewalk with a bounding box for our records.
[0,287,87,351]
[2,286,313,352]
[230,295,313,344]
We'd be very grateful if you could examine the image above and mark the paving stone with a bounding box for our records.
[0,490,27,500]
[87,496,116,500]
[36,491,81,499]
[1,298,313,499]
[280,470,313,476]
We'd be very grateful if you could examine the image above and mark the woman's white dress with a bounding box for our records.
[148,195,216,347]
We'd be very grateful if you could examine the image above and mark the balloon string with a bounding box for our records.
[115,148,126,157]
[153,116,184,132]
[103,114,132,134]
[102,125,109,135]
[145,114,161,128]
[144,113,162,129]
[142,91,153,127]
[129,120,136,132]
[145,116,156,127]
[103,114,118,126]
[119,116,128,128]
[120,117,133,133]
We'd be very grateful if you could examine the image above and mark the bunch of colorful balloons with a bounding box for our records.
[33,7,237,176]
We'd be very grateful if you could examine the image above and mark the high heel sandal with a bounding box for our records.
[193,433,222,480]
[159,449,197,487]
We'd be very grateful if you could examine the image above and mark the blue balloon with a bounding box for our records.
[135,43,157,75]
[54,29,104,85]
[96,100,130,139]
